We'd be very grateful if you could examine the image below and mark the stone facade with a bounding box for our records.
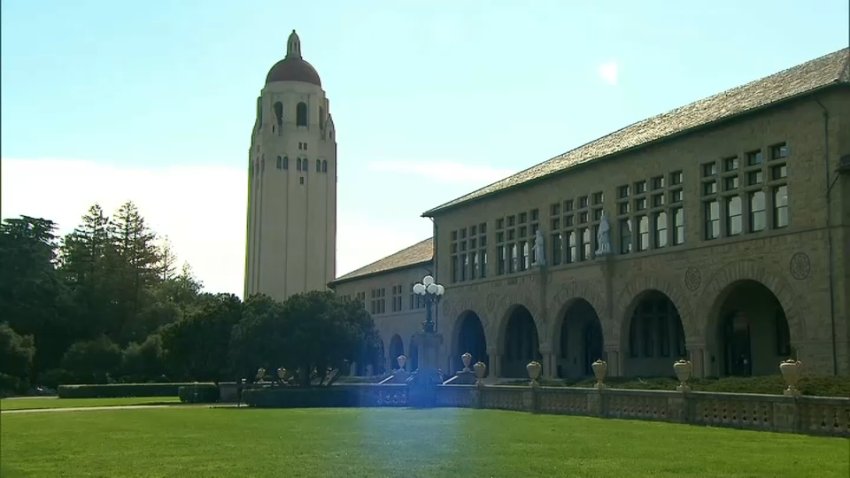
[334,49,850,379]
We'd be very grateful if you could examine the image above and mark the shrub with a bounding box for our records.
[121,335,165,382]
[57,382,207,398]
[38,368,75,389]
[0,322,35,393]
[178,383,220,403]
[61,336,122,384]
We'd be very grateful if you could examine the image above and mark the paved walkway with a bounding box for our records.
[1,403,239,414]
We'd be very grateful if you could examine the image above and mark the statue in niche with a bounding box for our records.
[533,228,546,267]
[596,211,612,256]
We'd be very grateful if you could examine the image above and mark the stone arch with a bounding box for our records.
[619,289,688,376]
[614,274,695,344]
[699,259,807,342]
[547,281,607,346]
[449,310,488,372]
[551,297,605,378]
[497,304,542,378]
[388,334,404,370]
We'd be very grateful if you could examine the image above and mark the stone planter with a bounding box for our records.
[673,360,692,392]
[397,355,407,371]
[473,361,487,386]
[526,361,542,386]
[591,360,607,389]
[461,352,473,372]
[779,359,802,397]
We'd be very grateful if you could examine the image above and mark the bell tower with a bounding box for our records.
[244,30,337,301]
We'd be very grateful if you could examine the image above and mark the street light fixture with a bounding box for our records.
[413,275,445,333]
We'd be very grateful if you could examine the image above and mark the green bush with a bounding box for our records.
[178,384,220,403]
[57,382,205,398]
[38,368,75,389]
[242,386,391,408]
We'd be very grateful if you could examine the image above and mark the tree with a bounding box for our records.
[121,334,165,382]
[160,293,242,381]
[230,291,380,386]
[0,322,36,394]
[0,216,71,376]
[61,336,122,384]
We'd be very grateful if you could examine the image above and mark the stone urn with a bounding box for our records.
[396,355,407,372]
[673,360,692,392]
[526,361,542,386]
[591,359,607,389]
[276,367,287,381]
[461,352,473,372]
[256,367,266,382]
[779,359,802,396]
[473,361,487,385]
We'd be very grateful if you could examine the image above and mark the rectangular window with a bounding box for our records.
[530,209,539,221]
[471,252,479,280]
[480,250,487,278]
[618,185,630,198]
[551,203,561,216]
[551,232,563,265]
[593,208,603,221]
[579,196,589,208]
[635,181,647,194]
[635,197,647,211]
[276,156,282,169]
[451,256,458,283]
[564,215,574,227]
[619,219,632,254]
[580,228,591,260]
[672,207,684,245]
[509,244,518,273]
[726,196,742,236]
[705,200,720,239]
[579,212,589,224]
[507,215,515,227]
[652,193,665,207]
[749,191,766,232]
[618,202,630,215]
[746,150,763,166]
[637,216,649,251]
[592,192,604,204]
[773,185,788,228]
[651,176,665,190]
[496,218,504,229]
[724,176,739,190]
[564,199,574,212]
[567,232,576,263]
[497,246,505,275]
[771,143,788,160]
[518,212,527,224]
[522,241,530,270]
[771,164,787,180]
[670,171,683,185]
[703,181,717,195]
[461,254,469,281]
[723,157,739,172]
[671,189,683,203]
[703,162,717,177]
[747,170,763,185]
[654,211,668,248]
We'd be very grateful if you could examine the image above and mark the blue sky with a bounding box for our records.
[2,0,847,296]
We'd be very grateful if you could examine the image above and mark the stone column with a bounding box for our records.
[490,352,502,379]
[539,343,556,379]
[687,342,706,378]
[603,345,621,377]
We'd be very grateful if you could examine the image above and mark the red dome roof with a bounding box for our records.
[265,57,321,86]
[266,30,322,86]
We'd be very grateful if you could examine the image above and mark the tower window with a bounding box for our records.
[276,156,282,169]
[319,107,325,129]
[316,160,321,172]
[322,160,327,172]
[283,156,289,170]
[296,102,308,126]
[273,102,283,130]
[299,177,304,185]
[303,158,309,172]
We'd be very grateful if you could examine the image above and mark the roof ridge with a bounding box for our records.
[332,237,433,284]
[424,47,849,216]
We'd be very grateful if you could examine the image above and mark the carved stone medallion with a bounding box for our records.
[684,267,701,291]
[789,252,811,280]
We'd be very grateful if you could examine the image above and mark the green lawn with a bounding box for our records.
[0,396,180,411]
[1,407,847,477]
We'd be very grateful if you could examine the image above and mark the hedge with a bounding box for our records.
[178,384,220,403]
[241,385,408,408]
[57,382,213,398]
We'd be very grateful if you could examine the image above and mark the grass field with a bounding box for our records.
[1,407,847,477]
[0,396,181,411]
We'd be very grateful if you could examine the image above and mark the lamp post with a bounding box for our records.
[412,275,445,333]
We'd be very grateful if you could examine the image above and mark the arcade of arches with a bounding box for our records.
[446,280,795,380]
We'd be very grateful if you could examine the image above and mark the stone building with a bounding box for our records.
[334,48,850,379]
[244,31,337,302]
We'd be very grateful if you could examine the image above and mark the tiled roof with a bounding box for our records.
[330,237,433,285]
[423,48,850,216]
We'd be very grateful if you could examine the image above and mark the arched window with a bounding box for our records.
[316,160,321,172]
[296,158,302,171]
[303,158,309,172]
[319,107,325,129]
[276,156,282,169]
[296,102,307,126]
[273,102,283,130]
[283,156,289,170]
[322,160,327,172]
[257,97,263,130]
